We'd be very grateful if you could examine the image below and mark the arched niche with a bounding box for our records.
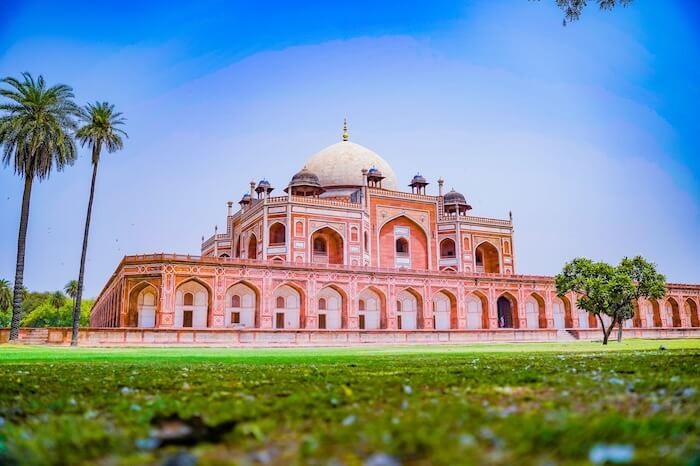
[433,290,457,330]
[175,279,211,328]
[358,286,386,330]
[475,241,500,273]
[466,291,489,329]
[225,281,259,328]
[272,284,305,329]
[310,227,344,265]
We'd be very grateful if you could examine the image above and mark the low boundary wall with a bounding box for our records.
[2,327,700,347]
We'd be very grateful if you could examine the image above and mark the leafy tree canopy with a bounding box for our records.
[534,0,634,25]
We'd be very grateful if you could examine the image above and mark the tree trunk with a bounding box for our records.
[9,176,33,341]
[71,161,99,346]
[617,319,624,343]
[597,314,618,345]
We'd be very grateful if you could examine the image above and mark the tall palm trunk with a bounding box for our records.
[71,160,99,346]
[10,175,33,341]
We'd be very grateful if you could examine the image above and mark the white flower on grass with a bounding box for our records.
[589,444,635,464]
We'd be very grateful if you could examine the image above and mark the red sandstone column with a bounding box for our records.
[488,287,498,329]
[159,271,176,328]
[387,282,397,329]
[544,290,554,329]
[211,271,225,328]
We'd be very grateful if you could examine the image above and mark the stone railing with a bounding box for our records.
[438,214,512,227]
[368,187,438,202]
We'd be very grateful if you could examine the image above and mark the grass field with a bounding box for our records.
[0,340,699,465]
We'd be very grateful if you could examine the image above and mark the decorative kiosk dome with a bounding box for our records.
[303,121,398,190]
[443,188,472,215]
[284,167,325,197]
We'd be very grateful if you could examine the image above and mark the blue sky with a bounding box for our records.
[1,0,699,296]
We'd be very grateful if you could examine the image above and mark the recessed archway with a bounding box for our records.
[378,215,429,270]
[646,299,662,327]
[247,234,258,260]
[466,291,489,329]
[396,288,424,330]
[175,279,211,328]
[439,238,456,259]
[127,281,158,328]
[686,298,699,327]
[475,241,500,273]
[225,281,259,328]
[497,293,518,328]
[433,290,457,330]
[269,222,286,245]
[272,283,306,329]
[317,285,347,329]
[525,293,547,329]
[358,286,387,329]
[667,297,681,327]
[552,295,572,329]
[310,227,344,265]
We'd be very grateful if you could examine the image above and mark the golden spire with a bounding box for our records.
[342,118,348,141]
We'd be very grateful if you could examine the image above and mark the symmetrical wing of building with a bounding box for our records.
[91,125,700,334]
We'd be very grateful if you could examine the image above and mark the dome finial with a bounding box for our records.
[342,118,349,142]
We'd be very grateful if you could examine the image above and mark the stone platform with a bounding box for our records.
[2,327,699,347]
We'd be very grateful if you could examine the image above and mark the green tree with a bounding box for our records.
[64,280,79,300]
[49,290,66,310]
[71,102,127,345]
[0,279,11,311]
[534,0,634,25]
[555,258,636,344]
[615,256,666,341]
[0,73,79,340]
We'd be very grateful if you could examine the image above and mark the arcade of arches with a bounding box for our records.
[115,276,700,331]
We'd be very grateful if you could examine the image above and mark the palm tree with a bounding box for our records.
[49,291,66,310]
[71,102,127,345]
[0,279,11,311]
[0,73,79,341]
[64,280,79,300]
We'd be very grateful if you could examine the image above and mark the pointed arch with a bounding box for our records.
[247,233,258,259]
[378,215,429,270]
[433,289,458,329]
[127,281,159,328]
[358,286,387,329]
[647,298,662,327]
[225,280,260,328]
[317,284,348,329]
[272,282,306,329]
[465,290,489,329]
[475,241,500,273]
[310,226,344,265]
[497,292,518,328]
[175,277,212,328]
[439,238,456,258]
[235,236,242,258]
[526,293,547,329]
[396,287,424,330]
[685,298,699,327]
[667,297,681,327]
[269,221,286,245]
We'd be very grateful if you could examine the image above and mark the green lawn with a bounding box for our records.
[0,340,698,465]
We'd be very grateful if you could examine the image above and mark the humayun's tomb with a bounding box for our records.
[78,123,699,346]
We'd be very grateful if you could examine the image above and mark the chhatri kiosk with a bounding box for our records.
[89,123,700,345]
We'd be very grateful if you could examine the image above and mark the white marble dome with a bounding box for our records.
[303,141,398,190]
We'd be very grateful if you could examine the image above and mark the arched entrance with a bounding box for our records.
[247,234,258,260]
[378,216,429,270]
[358,287,386,329]
[225,282,258,328]
[396,289,423,330]
[686,298,699,327]
[310,227,344,265]
[525,293,546,329]
[433,290,457,330]
[317,285,346,329]
[175,280,210,328]
[127,282,158,328]
[497,293,517,328]
[646,299,662,327]
[466,291,489,329]
[552,296,570,329]
[269,222,286,246]
[667,298,681,327]
[273,284,304,329]
[439,238,456,258]
[475,242,500,273]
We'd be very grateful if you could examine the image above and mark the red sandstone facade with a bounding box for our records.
[90,129,700,338]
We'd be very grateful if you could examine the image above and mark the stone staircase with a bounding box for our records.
[557,329,579,341]
[22,328,49,345]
